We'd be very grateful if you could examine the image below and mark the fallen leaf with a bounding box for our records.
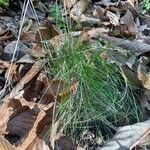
[5,63,20,82]
[0,31,14,45]
[120,10,138,36]
[35,23,59,42]
[100,120,150,150]
[94,33,150,54]
[0,60,10,69]
[15,102,53,150]
[59,80,79,99]
[0,100,18,135]
[25,136,50,150]
[94,5,105,20]
[139,134,150,146]
[64,0,78,9]
[16,54,34,64]
[137,65,150,89]
[0,98,54,149]
[81,28,109,42]
[0,136,17,150]
[78,14,101,26]
[38,79,65,104]
[126,0,138,7]
[70,0,90,21]
[20,31,36,43]
[32,43,44,58]
[39,78,79,104]
[3,60,45,101]
[106,11,119,26]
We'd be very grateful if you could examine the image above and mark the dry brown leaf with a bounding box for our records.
[55,134,78,150]
[0,98,54,150]
[16,111,46,150]
[36,24,59,42]
[20,31,36,43]
[126,0,138,7]
[0,100,17,135]
[70,0,90,21]
[32,43,44,58]
[0,32,14,44]
[81,28,109,42]
[106,11,119,26]
[22,70,79,104]
[5,63,20,82]
[3,60,45,101]
[25,136,50,150]
[39,79,65,104]
[120,10,138,36]
[120,10,133,25]
[95,33,150,54]
[137,65,150,89]
[0,136,17,150]
[94,5,105,19]
[15,108,50,150]
[16,55,34,64]
[0,60,10,69]
[139,134,150,146]
[42,79,79,103]
[100,52,109,60]
[49,120,80,150]
[100,120,150,150]
[0,98,53,141]
[64,0,78,9]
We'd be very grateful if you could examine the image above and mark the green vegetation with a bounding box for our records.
[142,0,150,14]
[46,35,142,141]
[44,2,143,142]
[49,3,66,30]
[0,0,9,7]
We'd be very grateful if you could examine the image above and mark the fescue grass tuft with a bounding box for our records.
[46,35,142,141]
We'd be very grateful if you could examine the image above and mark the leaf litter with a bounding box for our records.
[0,0,150,149]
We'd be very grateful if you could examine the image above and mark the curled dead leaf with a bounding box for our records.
[15,102,53,150]
[126,0,138,7]
[3,60,45,101]
[20,31,36,43]
[0,60,10,69]
[100,52,109,60]
[120,10,138,37]
[106,11,119,26]
[25,136,50,150]
[64,0,78,9]
[70,0,90,21]
[0,136,17,150]
[81,28,109,42]
[35,24,59,42]
[100,120,150,150]
[5,63,20,82]
[0,98,54,149]
[137,65,150,89]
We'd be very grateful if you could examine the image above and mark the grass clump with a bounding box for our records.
[46,35,142,141]
[49,3,66,30]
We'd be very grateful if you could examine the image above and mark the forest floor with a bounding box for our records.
[0,0,150,149]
